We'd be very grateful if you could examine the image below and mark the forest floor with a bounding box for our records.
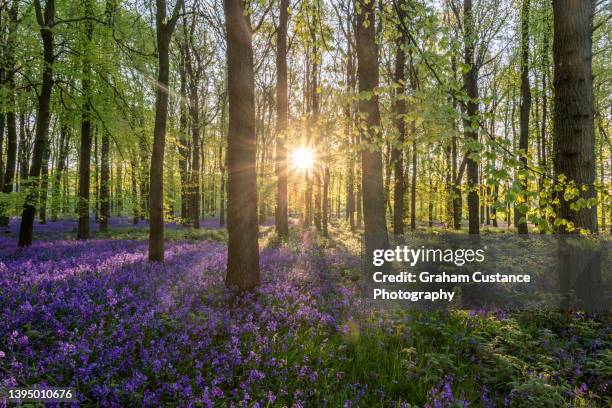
[0,218,610,407]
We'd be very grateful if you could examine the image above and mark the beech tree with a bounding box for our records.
[355,0,389,263]
[76,0,95,239]
[18,0,55,247]
[553,0,598,233]
[275,0,289,238]
[148,0,184,261]
[516,0,531,234]
[224,0,260,291]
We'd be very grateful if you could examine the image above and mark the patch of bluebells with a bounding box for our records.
[0,222,359,406]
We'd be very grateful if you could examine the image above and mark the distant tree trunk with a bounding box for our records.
[116,162,122,215]
[355,0,389,263]
[178,44,190,223]
[0,0,19,227]
[539,14,550,231]
[224,0,260,291]
[411,139,417,230]
[392,25,407,235]
[516,0,531,234]
[0,113,4,194]
[131,159,139,224]
[18,0,54,247]
[38,143,50,224]
[0,99,16,226]
[185,39,201,229]
[50,121,67,222]
[346,40,356,231]
[139,131,149,221]
[322,166,329,237]
[314,171,322,231]
[76,1,94,239]
[274,0,289,237]
[219,144,226,226]
[148,0,183,262]
[100,130,110,231]
[463,0,480,235]
[356,175,362,228]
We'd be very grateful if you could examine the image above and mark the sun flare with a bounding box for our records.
[291,147,315,171]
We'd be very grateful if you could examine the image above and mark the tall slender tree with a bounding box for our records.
[462,0,480,235]
[275,0,289,238]
[0,0,19,228]
[77,0,95,239]
[355,0,389,264]
[392,3,408,236]
[148,0,184,261]
[224,0,260,291]
[516,0,531,234]
[18,0,55,247]
[100,130,110,231]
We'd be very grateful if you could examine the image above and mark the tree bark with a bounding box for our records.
[275,0,289,237]
[553,0,601,309]
[38,142,50,224]
[552,0,597,232]
[100,130,110,231]
[224,0,260,291]
[392,25,407,235]
[462,0,480,235]
[185,37,201,229]
[0,0,19,227]
[411,139,417,230]
[355,0,389,263]
[18,0,54,247]
[76,4,94,239]
[50,121,68,221]
[516,0,531,234]
[219,144,226,226]
[148,0,183,261]
[178,43,189,223]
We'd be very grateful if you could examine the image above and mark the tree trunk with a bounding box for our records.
[322,166,329,237]
[178,43,189,223]
[355,0,389,263]
[50,121,68,221]
[224,0,260,291]
[100,130,110,231]
[38,142,50,224]
[77,10,94,239]
[411,139,417,230]
[392,26,407,235]
[185,39,201,229]
[131,159,139,224]
[148,0,183,261]
[116,162,122,215]
[139,131,149,221]
[516,0,531,234]
[219,144,226,226]
[463,0,479,235]
[18,0,54,247]
[553,0,601,310]
[275,0,289,237]
[346,40,356,231]
[0,0,19,227]
[552,0,597,232]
